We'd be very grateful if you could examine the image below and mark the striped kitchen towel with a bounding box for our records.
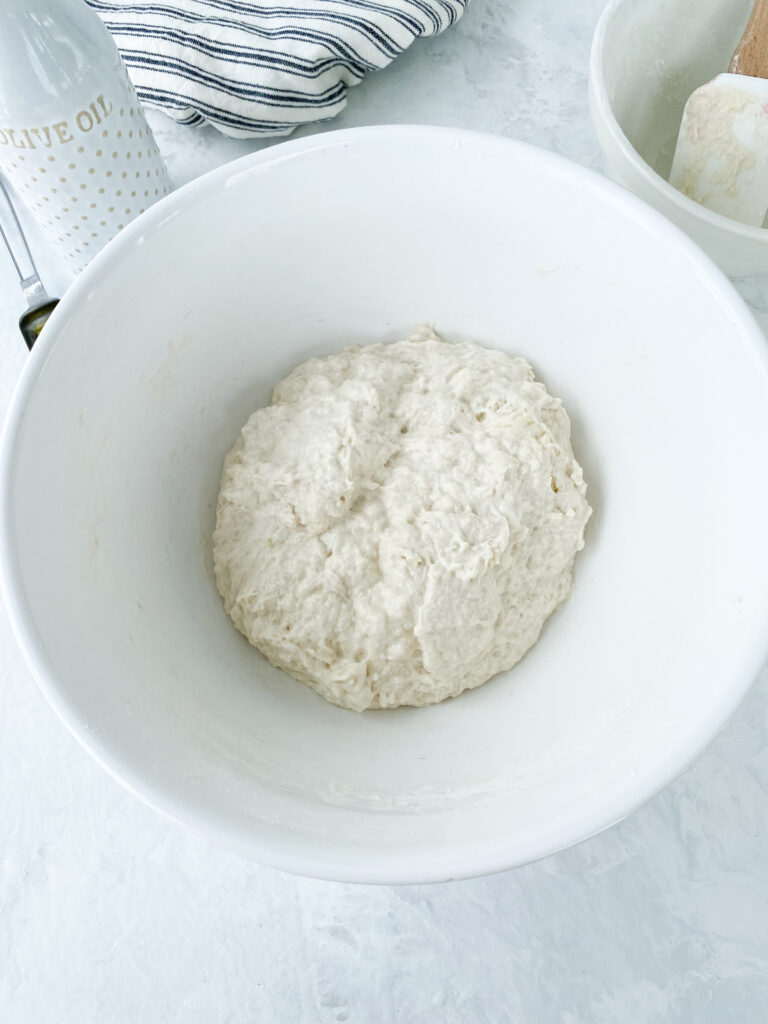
[86,0,469,138]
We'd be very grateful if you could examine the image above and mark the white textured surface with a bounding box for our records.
[2,0,768,1019]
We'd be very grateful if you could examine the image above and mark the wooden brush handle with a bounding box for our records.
[730,0,768,77]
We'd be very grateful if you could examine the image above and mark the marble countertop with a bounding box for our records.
[2,1,767,1020]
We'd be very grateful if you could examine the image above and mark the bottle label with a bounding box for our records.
[0,93,115,149]
[0,87,172,273]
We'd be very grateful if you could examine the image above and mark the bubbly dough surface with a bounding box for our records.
[213,326,591,711]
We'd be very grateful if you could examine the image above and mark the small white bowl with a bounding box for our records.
[3,127,768,883]
[590,0,768,277]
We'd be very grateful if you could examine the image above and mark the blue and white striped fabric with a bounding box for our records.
[86,0,468,138]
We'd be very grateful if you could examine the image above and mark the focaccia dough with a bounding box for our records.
[213,326,591,711]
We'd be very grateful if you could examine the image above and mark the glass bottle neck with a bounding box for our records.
[0,0,121,114]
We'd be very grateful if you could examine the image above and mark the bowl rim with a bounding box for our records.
[589,0,768,245]
[2,124,768,884]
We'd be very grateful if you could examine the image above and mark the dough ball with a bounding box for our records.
[213,326,591,711]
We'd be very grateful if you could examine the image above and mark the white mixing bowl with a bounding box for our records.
[3,127,768,883]
[590,0,768,277]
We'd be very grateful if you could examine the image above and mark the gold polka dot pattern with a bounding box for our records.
[0,95,172,272]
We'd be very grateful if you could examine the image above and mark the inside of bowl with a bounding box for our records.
[7,129,768,881]
[602,0,752,178]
